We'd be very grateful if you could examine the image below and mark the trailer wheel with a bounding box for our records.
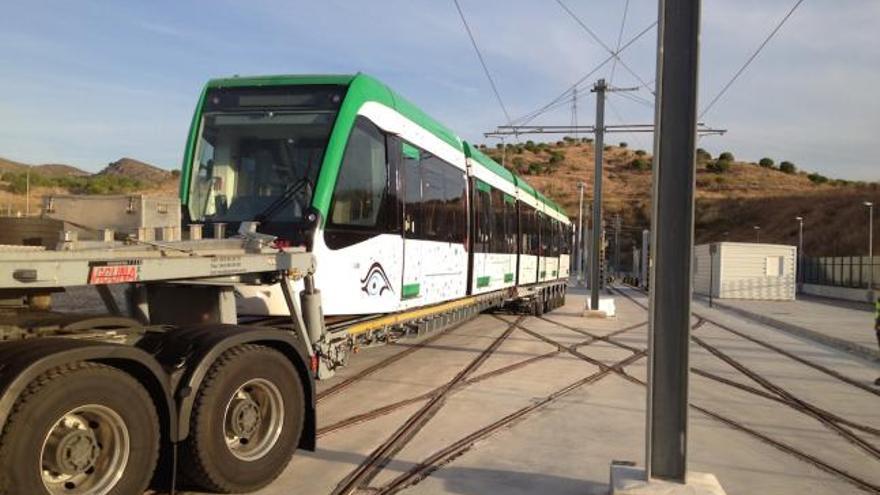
[0,362,159,495]
[533,295,544,316]
[180,344,304,493]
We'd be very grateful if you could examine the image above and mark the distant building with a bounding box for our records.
[694,242,796,301]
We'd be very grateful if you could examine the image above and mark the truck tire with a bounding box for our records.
[0,362,160,495]
[180,344,304,493]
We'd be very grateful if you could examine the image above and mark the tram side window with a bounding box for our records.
[490,188,507,253]
[403,143,467,243]
[504,195,517,254]
[520,206,537,256]
[474,180,492,253]
[326,117,394,249]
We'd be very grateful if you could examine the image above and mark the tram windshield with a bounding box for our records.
[187,85,344,225]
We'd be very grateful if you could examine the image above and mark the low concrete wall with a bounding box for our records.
[801,283,874,303]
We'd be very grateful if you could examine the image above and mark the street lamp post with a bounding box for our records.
[865,202,874,295]
[795,216,804,291]
[753,225,761,243]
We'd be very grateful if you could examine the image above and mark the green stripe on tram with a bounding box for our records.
[504,273,514,283]
[476,276,490,288]
[401,283,420,299]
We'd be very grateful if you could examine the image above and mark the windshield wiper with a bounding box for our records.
[254,178,310,224]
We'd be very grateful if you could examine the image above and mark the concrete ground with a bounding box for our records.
[177,286,880,495]
[705,293,879,360]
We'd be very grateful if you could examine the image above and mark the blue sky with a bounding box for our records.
[0,0,877,180]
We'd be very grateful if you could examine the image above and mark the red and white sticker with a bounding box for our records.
[88,264,139,284]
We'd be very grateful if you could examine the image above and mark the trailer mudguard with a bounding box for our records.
[156,324,316,450]
[0,337,176,442]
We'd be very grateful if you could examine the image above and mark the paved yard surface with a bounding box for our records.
[706,294,878,360]
[167,286,878,495]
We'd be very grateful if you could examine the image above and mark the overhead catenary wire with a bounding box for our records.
[511,20,657,126]
[555,0,654,93]
[699,0,806,119]
[609,0,631,85]
[452,0,513,126]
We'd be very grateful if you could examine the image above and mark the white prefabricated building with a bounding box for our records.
[693,242,797,301]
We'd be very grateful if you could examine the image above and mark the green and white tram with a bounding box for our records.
[181,73,571,318]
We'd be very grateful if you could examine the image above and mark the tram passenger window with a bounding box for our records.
[403,143,467,243]
[402,142,421,236]
[504,196,517,254]
[490,188,506,253]
[329,117,388,228]
[443,164,467,243]
[474,180,492,252]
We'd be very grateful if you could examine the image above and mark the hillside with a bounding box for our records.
[480,140,879,258]
[0,157,89,177]
[0,156,177,214]
[99,157,173,183]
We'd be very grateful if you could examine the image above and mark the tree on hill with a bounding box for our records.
[759,157,775,168]
[779,161,797,174]
[807,172,828,184]
[718,151,735,161]
[619,142,628,148]
[630,158,650,171]
[706,159,731,174]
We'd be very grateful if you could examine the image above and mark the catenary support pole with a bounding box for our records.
[641,229,649,288]
[646,0,701,483]
[576,182,585,285]
[589,79,607,310]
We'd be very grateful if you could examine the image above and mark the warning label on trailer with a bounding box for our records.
[88,260,141,284]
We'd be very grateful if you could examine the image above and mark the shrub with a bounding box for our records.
[603,145,612,151]
[635,149,647,156]
[706,159,731,173]
[563,136,575,143]
[514,145,524,154]
[779,161,797,174]
[696,148,712,164]
[807,172,829,184]
[495,143,503,150]
[581,137,593,144]
[555,141,565,147]
[524,140,537,153]
[630,158,650,171]
[527,162,543,175]
[718,151,734,162]
[619,142,628,148]
[758,157,774,168]
[548,151,565,164]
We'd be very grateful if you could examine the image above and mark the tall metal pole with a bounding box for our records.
[583,201,591,286]
[589,79,607,310]
[641,229,649,288]
[646,0,701,483]
[25,165,30,217]
[576,182,585,285]
[614,213,622,274]
[866,202,874,292]
[795,216,804,290]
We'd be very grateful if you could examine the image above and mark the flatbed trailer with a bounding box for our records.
[0,228,323,495]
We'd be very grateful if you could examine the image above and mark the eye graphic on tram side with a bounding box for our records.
[360,262,393,296]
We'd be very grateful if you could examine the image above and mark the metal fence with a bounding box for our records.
[801,256,879,289]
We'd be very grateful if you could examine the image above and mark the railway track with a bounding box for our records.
[608,285,880,493]
[321,288,878,494]
[318,316,649,439]
[329,316,524,495]
[317,320,468,403]
[613,286,880,397]
[371,349,649,495]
